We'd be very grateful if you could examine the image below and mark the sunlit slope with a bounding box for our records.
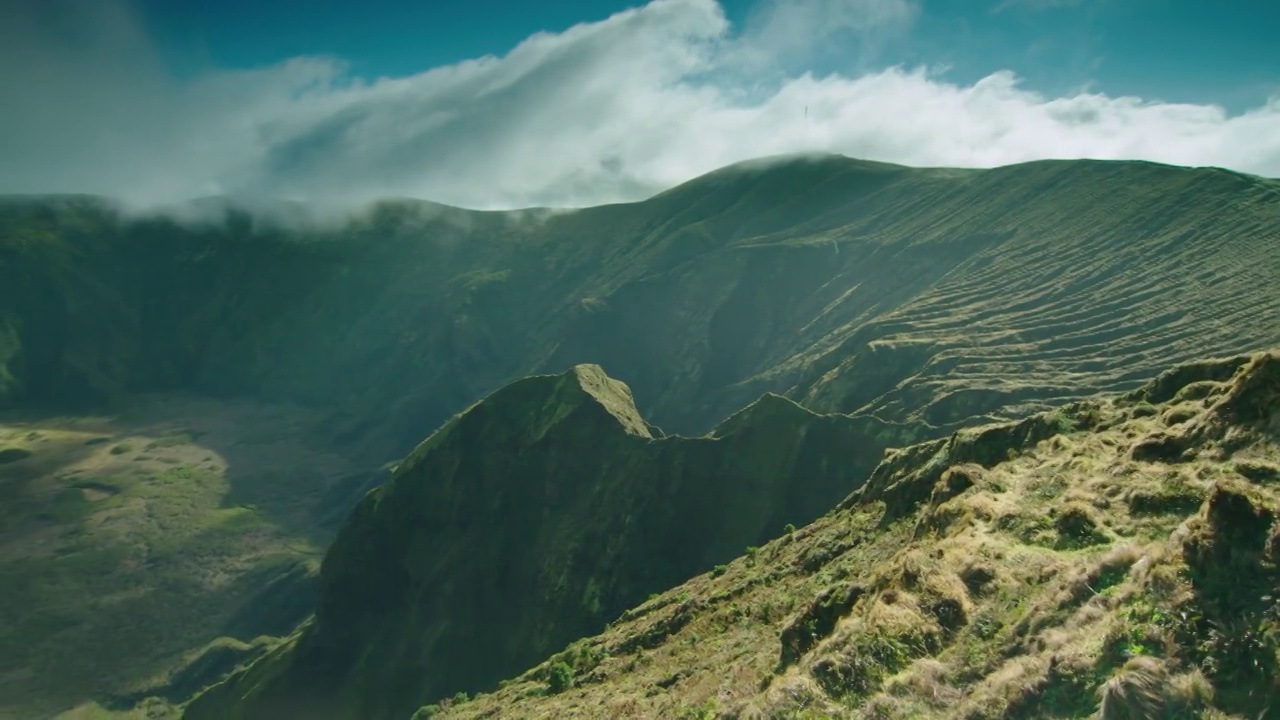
[548,157,1280,432]
[3,156,1277,453]
[420,349,1280,720]
[784,161,1280,428]
[0,398,382,720]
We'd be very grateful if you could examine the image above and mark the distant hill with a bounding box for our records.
[3,155,1278,456]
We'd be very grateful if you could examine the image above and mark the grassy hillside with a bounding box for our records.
[414,350,1280,720]
[0,397,385,720]
[784,162,1280,429]
[182,365,919,720]
[3,156,1278,452]
[0,196,529,462]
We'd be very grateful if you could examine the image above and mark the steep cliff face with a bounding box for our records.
[184,365,918,720]
[420,350,1280,720]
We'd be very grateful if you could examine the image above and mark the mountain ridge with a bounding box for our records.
[183,363,921,720]
[402,349,1280,720]
[4,155,1278,449]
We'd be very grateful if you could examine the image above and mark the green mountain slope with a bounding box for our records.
[4,156,1278,451]
[409,350,1280,720]
[0,398,386,720]
[182,365,917,720]
[530,158,1280,432]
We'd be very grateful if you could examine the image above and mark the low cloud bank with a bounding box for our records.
[1,0,1277,213]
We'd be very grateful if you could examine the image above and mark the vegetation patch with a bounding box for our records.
[0,446,32,464]
[1053,503,1112,549]
[143,432,197,451]
[0,401,345,720]
[1234,458,1280,484]
[778,583,866,668]
[546,662,574,695]
[1097,657,1214,720]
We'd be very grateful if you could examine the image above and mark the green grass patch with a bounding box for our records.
[0,416,328,719]
[47,487,96,523]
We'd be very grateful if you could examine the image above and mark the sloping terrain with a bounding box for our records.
[182,365,917,720]
[775,163,1280,422]
[4,157,1278,452]
[547,160,1280,434]
[413,350,1280,720]
[0,397,386,720]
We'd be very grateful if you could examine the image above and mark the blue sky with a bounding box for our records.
[137,0,1279,113]
[2,0,1278,210]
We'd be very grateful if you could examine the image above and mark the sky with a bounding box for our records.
[2,0,1278,211]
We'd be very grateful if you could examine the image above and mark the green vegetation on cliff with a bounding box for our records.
[417,350,1280,720]
[184,365,918,720]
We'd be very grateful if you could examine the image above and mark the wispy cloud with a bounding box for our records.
[738,0,920,66]
[1,0,1277,213]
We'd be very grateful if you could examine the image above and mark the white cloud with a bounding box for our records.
[0,0,1277,213]
[735,0,919,68]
